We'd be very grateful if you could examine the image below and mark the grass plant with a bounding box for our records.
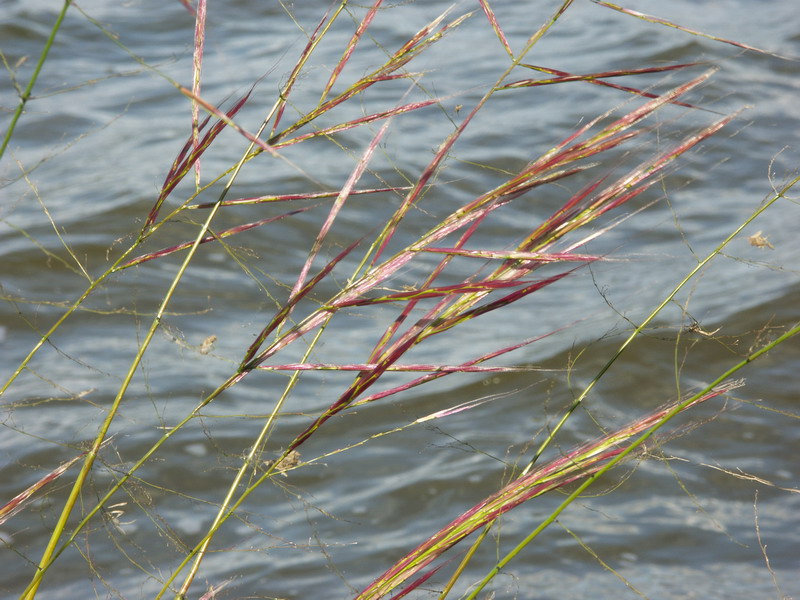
[1,2,797,599]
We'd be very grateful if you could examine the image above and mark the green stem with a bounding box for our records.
[21,193,229,598]
[522,171,800,477]
[438,524,493,599]
[19,121,261,596]
[0,0,72,161]
[17,375,237,600]
[463,173,800,598]
[169,326,327,599]
[465,320,800,600]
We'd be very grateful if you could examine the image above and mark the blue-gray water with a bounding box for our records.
[1,1,799,599]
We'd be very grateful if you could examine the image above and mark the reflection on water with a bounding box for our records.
[1,1,799,598]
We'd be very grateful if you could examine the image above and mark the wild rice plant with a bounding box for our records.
[2,1,797,599]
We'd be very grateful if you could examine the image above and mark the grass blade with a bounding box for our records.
[191,0,207,187]
[357,383,741,600]
[120,207,315,270]
[592,1,796,60]
[320,0,383,102]
[478,0,514,58]
[145,89,254,231]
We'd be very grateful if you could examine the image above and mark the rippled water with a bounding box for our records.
[2,1,799,599]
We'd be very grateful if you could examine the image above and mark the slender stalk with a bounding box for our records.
[0,1,72,161]
[16,372,240,600]
[22,178,228,600]
[437,524,492,599]
[191,0,207,189]
[361,166,799,600]
[521,171,800,477]
[2,281,97,396]
[168,326,326,599]
[465,321,800,599]
[20,79,279,597]
[7,3,793,598]
[171,69,401,599]
[1,156,231,396]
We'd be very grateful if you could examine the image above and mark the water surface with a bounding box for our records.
[1,1,799,599]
